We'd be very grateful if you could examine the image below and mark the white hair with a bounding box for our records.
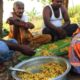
[13,1,24,8]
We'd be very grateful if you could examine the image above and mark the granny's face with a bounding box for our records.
[52,0,63,8]
[14,5,24,18]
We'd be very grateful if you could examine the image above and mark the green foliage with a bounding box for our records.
[30,18,43,34]
[3,23,10,31]
[68,5,80,23]
[26,8,38,21]
[68,5,80,17]
[40,0,51,5]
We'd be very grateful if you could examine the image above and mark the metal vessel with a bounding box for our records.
[11,56,71,80]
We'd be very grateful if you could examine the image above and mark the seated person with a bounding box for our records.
[0,39,35,71]
[42,0,78,41]
[7,1,52,48]
[68,28,80,74]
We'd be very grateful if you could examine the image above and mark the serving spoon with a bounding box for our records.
[9,66,41,74]
[9,67,31,74]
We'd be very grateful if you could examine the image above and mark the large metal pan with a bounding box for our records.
[11,56,71,80]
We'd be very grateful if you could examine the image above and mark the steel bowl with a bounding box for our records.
[11,56,71,80]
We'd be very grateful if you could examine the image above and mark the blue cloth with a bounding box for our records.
[0,39,17,63]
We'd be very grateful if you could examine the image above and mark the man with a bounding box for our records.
[7,1,34,44]
[42,0,78,41]
[7,1,52,48]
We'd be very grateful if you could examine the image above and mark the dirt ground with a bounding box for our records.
[67,73,80,80]
[0,51,21,80]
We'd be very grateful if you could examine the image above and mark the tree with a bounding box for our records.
[0,0,3,36]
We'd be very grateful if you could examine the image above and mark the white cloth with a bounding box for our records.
[20,15,29,22]
[9,13,29,22]
[49,5,63,27]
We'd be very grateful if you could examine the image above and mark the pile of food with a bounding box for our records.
[35,37,71,56]
[18,37,71,61]
[17,62,66,80]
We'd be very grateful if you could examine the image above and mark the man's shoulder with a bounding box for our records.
[44,5,50,9]
[43,4,51,12]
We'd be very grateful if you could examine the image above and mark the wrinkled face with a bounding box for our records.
[52,0,63,8]
[13,4,24,18]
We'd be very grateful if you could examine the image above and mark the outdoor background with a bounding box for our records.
[3,0,80,34]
